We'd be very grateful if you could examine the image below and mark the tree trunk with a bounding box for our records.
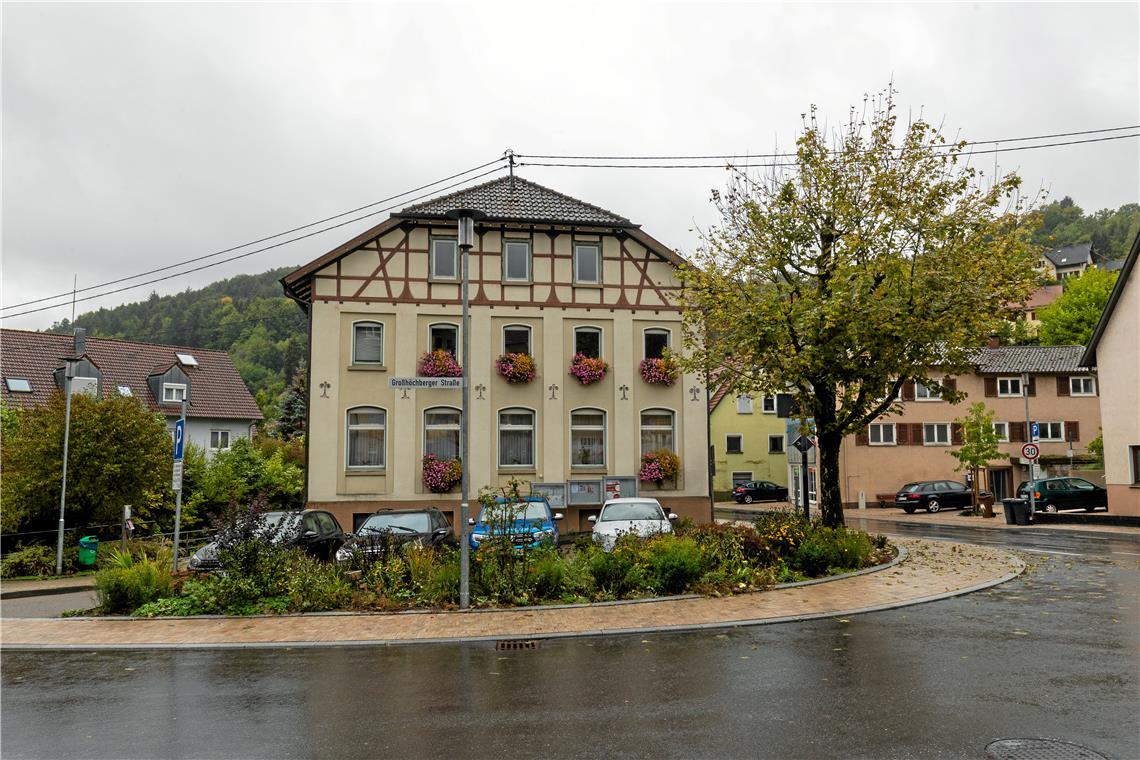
[818,430,845,527]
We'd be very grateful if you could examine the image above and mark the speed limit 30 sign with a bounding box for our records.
[1021,443,1040,460]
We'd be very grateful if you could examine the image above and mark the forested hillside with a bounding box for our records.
[47,267,306,419]
[1032,197,1139,260]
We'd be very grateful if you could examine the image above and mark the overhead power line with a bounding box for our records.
[516,125,1140,161]
[3,164,508,320]
[2,157,506,314]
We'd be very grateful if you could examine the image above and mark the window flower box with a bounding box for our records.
[639,356,679,386]
[422,454,462,493]
[638,449,680,484]
[495,353,537,384]
[418,349,462,378]
[568,354,609,385]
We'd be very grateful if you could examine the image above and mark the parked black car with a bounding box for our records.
[188,509,346,571]
[336,508,456,564]
[1016,477,1108,513]
[732,480,789,504]
[894,481,987,513]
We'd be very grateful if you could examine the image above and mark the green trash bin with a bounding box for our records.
[77,536,99,566]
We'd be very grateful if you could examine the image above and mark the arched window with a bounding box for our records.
[570,408,606,467]
[573,326,602,359]
[644,328,670,359]
[640,408,675,455]
[428,323,459,359]
[424,407,461,460]
[502,324,532,355]
[346,407,386,468]
[352,321,384,365]
[498,408,535,467]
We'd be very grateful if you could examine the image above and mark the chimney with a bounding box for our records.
[73,327,86,356]
[987,333,1000,349]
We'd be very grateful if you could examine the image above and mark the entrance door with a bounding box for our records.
[989,468,1012,501]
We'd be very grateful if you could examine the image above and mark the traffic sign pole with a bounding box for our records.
[171,399,187,574]
[1022,373,1035,515]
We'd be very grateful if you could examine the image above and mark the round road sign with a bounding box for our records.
[1021,443,1040,460]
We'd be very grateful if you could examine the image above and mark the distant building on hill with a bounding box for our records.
[1,328,262,455]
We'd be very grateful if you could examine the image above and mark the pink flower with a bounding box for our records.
[418,350,462,378]
[639,449,680,483]
[639,357,679,386]
[422,454,462,492]
[568,354,609,385]
[495,353,537,384]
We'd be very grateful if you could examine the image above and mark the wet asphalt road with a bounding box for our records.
[2,527,1138,760]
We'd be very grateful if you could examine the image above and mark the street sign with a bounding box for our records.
[171,460,183,491]
[173,419,185,461]
[1021,442,1040,461]
[389,377,465,390]
[1030,421,1040,441]
[792,435,814,453]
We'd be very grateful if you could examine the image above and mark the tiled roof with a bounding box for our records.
[396,176,635,227]
[1097,257,1125,272]
[1021,284,1064,310]
[1043,243,1092,268]
[970,345,1088,374]
[0,329,262,420]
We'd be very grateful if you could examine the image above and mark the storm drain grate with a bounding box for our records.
[495,639,538,651]
[985,739,1110,760]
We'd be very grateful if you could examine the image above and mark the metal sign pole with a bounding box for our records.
[1022,372,1035,515]
[171,399,187,574]
[55,360,76,576]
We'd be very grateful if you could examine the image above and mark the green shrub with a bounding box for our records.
[791,527,874,576]
[645,536,704,594]
[529,547,568,599]
[753,512,809,558]
[1,545,58,578]
[583,541,643,598]
[95,561,173,614]
[285,553,352,612]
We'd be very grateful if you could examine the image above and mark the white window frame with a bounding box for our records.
[502,239,531,282]
[498,407,536,468]
[573,243,601,285]
[1069,376,1096,396]
[346,406,387,469]
[352,320,384,365]
[430,237,458,280]
[73,376,99,397]
[997,377,1022,397]
[209,430,231,451]
[423,406,462,460]
[768,435,785,454]
[735,395,753,414]
[923,422,951,446]
[502,324,532,355]
[725,434,744,455]
[428,322,460,360]
[639,408,676,456]
[569,407,606,468]
[643,328,671,360]
[162,382,187,403]
[4,378,32,392]
[761,395,777,414]
[869,423,896,446]
[573,326,603,359]
[1037,421,1064,442]
[914,381,942,401]
[992,421,1009,442]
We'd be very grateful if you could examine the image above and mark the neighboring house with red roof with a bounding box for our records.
[1,328,262,455]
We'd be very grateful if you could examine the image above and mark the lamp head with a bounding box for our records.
[445,208,486,249]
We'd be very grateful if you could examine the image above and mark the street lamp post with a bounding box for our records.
[55,359,76,575]
[446,208,486,610]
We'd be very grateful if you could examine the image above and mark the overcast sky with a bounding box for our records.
[3,2,1138,331]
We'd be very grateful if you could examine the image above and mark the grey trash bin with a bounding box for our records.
[1002,499,1017,525]
[1002,498,1032,526]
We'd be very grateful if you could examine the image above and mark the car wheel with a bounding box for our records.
[1043,502,1058,513]
[743,494,754,504]
[927,499,941,513]
[903,506,916,514]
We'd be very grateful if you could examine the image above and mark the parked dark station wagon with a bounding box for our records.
[894,480,984,513]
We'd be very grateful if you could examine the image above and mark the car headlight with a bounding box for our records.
[533,529,553,541]
[335,545,353,562]
[188,554,200,569]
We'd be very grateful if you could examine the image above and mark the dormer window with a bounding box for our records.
[163,383,187,403]
[73,377,99,397]
[176,353,198,367]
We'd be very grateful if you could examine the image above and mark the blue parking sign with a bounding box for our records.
[1030,421,1039,441]
[173,419,185,461]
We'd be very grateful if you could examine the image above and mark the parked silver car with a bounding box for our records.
[588,497,677,552]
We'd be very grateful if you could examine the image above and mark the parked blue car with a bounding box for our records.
[469,496,564,550]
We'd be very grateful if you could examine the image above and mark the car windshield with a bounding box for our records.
[360,513,431,533]
[479,502,549,522]
[600,502,664,521]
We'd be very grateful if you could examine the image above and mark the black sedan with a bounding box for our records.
[894,480,985,513]
[336,508,456,564]
[732,480,789,504]
[188,509,346,571]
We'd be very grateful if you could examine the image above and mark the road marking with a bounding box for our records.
[1114,550,1140,556]
[1018,548,1084,556]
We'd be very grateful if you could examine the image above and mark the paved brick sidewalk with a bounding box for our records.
[0,539,1022,649]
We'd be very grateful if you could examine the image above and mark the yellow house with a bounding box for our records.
[281,176,711,532]
[708,383,788,499]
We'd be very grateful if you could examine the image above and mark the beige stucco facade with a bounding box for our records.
[291,214,711,533]
[839,370,1102,506]
[1083,253,1139,516]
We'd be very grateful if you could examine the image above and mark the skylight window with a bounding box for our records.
[176,353,199,367]
[117,385,133,396]
[5,378,32,392]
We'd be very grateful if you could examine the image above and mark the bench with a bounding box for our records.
[874,493,896,508]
